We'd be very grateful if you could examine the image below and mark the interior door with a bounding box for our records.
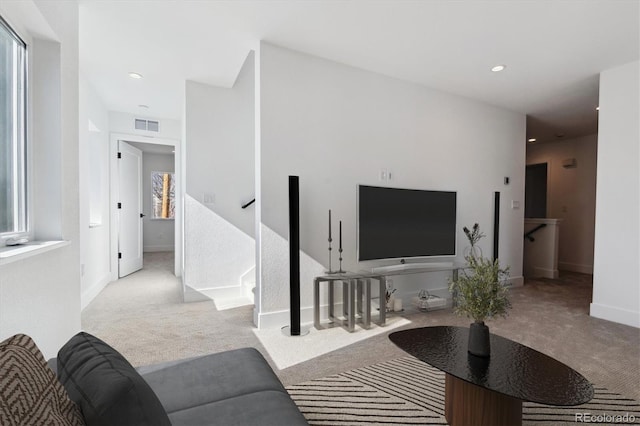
[118,141,143,277]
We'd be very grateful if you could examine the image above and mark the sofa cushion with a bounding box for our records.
[167,390,309,426]
[0,334,85,426]
[138,347,288,414]
[57,332,170,426]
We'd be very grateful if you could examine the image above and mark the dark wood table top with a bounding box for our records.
[389,326,593,406]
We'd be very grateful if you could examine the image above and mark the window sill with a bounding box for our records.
[0,240,70,266]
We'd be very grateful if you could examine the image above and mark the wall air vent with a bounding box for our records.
[134,118,160,132]
[147,120,159,132]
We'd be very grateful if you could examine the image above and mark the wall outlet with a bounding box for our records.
[379,168,394,181]
[511,200,520,209]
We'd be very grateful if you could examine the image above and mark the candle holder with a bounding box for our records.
[337,220,346,273]
[326,209,336,274]
[337,246,346,274]
[326,237,336,274]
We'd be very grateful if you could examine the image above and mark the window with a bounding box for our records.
[151,171,175,219]
[0,16,27,241]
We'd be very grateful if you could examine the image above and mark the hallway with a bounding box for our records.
[81,252,260,367]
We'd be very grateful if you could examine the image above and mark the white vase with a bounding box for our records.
[386,295,395,312]
[464,245,482,259]
[393,298,403,312]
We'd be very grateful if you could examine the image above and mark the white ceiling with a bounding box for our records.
[79,0,639,144]
[127,141,175,155]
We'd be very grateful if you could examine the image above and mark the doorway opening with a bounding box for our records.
[110,134,182,286]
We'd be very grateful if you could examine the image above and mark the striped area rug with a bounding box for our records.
[287,357,640,425]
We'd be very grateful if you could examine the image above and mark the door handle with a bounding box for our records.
[140,213,146,218]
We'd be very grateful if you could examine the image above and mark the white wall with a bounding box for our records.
[183,52,255,293]
[256,42,526,326]
[591,60,640,328]
[79,77,111,309]
[0,0,81,358]
[526,134,598,273]
[143,153,175,252]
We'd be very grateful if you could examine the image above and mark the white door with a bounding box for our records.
[118,141,143,277]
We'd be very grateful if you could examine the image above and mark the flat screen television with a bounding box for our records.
[357,185,457,261]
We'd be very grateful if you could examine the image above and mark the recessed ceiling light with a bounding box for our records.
[527,138,536,143]
[128,72,143,79]
[138,104,149,109]
[491,64,506,72]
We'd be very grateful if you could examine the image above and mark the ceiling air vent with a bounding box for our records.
[134,118,160,132]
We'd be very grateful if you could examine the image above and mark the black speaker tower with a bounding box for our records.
[288,176,301,336]
[493,191,500,261]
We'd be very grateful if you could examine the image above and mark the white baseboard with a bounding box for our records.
[559,262,593,274]
[183,285,211,302]
[81,274,112,310]
[183,284,255,307]
[143,245,175,252]
[590,302,640,328]
[198,285,245,299]
[257,305,318,329]
[533,267,559,279]
[508,276,525,287]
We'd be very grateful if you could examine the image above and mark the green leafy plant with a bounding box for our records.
[449,225,511,323]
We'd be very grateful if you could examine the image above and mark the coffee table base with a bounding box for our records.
[445,373,522,426]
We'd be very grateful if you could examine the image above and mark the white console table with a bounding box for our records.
[313,263,465,332]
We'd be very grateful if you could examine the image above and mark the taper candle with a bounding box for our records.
[329,210,332,239]
[339,220,342,250]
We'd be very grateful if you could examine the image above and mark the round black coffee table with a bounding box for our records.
[389,326,593,426]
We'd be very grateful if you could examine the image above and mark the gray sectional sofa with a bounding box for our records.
[52,332,309,425]
[137,347,309,425]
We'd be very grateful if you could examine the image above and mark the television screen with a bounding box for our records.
[358,185,457,261]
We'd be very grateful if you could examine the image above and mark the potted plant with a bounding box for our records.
[449,224,511,357]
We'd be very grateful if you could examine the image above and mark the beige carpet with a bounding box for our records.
[82,252,640,405]
[287,356,640,426]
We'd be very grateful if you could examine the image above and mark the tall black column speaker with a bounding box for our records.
[289,176,301,336]
[493,191,500,261]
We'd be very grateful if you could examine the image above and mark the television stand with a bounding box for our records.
[313,262,464,331]
[371,261,454,274]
